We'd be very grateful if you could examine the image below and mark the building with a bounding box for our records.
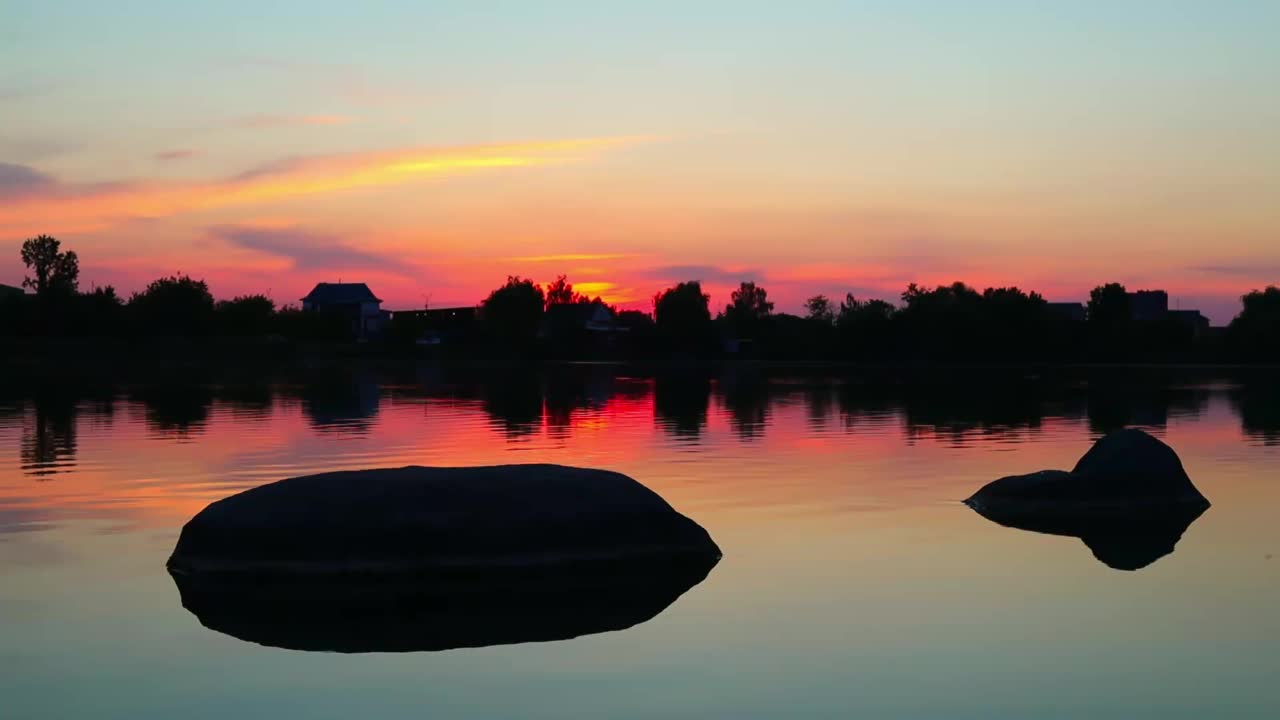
[301,282,386,340]
[1128,290,1169,322]
[542,301,618,337]
[391,306,478,345]
[1047,302,1086,323]
[1169,309,1211,340]
[0,283,24,302]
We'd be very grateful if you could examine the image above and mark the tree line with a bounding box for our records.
[4,235,1279,362]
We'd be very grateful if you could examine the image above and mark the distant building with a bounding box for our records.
[1128,290,1169,322]
[0,283,24,301]
[1047,302,1086,323]
[1169,309,1211,340]
[392,306,478,345]
[542,301,618,338]
[301,282,386,340]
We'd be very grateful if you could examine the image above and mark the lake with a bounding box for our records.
[2,367,1277,719]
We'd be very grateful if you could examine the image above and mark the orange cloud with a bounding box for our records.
[505,253,641,263]
[0,136,645,234]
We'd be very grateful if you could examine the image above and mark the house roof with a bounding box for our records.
[302,282,381,304]
[545,301,613,324]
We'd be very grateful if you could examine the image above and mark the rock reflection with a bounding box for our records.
[966,501,1208,571]
[170,556,718,653]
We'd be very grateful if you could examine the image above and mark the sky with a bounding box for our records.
[1,1,1277,323]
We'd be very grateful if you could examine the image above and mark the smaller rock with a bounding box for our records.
[966,429,1210,512]
[964,429,1211,570]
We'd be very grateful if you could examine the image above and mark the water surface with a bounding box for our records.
[2,370,1277,719]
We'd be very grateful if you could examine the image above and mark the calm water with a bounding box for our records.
[2,369,1278,719]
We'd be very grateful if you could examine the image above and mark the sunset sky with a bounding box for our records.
[2,2,1277,322]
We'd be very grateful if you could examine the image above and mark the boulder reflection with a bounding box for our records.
[965,501,1208,571]
[170,557,718,653]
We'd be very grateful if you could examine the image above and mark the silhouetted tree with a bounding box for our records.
[215,294,276,336]
[273,303,350,341]
[129,274,215,335]
[1087,283,1131,357]
[545,275,588,308]
[482,276,545,343]
[804,294,834,324]
[72,285,126,335]
[653,281,712,350]
[723,281,773,336]
[836,294,896,359]
[21,235,79,296]
[1227,286,1280,360]
[980,286,1051,358]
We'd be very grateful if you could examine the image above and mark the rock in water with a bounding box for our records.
[1070,428,1203,501]
[168,464,721,575]
[965,429,1209,511]
[964,429,1210,570]
[168,464,721,651]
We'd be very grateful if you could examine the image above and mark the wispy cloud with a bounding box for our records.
[231,55,410,105]
[210,225,408,275]
[154,148,200,162]
[1192,263,1280,277]
[0,82,53,103]
[232,114,354,129]
[505,253,640,263]
[0,136,646,233]
[0,162,56,199]
[639,264,768,284]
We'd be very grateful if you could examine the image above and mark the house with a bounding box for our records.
[542,301,618,337]
[1169,309,1211,340]
[301,282,386,340]
[1047,302,1086,323]
[0,283,24,302]
[541,301,624,355]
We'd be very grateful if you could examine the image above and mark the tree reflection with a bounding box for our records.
[1231,378,1280,445]
[21,394,78,477]
[298,370,380,434]
[132,384,213,438]
[480,372,542,438]
[654,373,711,440]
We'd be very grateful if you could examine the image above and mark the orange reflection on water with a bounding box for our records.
[1,377,1277,562]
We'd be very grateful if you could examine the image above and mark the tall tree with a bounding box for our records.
[1227,286,1280,359]
[20,235,79,296]
[653,281,712,345]
[804,294,834,324]
[545,274,587,308]
[129,274,215,335]
[482,276,545,342]
[723,281,773,334]
[1087,283,1130,327]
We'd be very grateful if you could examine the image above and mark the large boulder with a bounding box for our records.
[168,464,721,576]
[964,429,1210,570]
